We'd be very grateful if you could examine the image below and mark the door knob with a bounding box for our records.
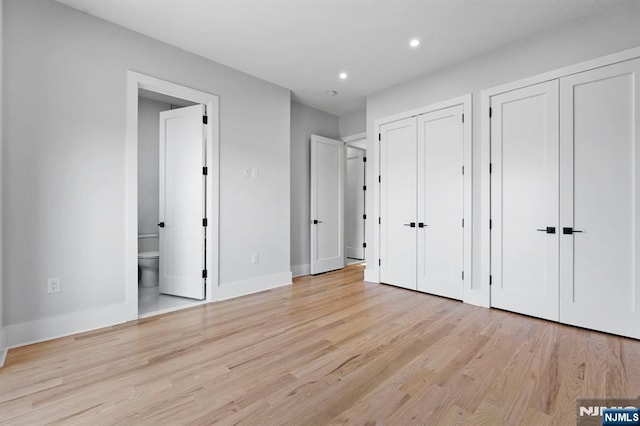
[158,222,165,228]
[563,227,583,235]
[418,223,427,228]
[403,222,416,228]
[536,227,556,234]
[312,219,323,225]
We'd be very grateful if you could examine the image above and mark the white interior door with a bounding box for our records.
[346,147,366,260]
[560,58,640,339]
[310,135,345,274]
[159,104,205,300]
[417,106,464,300]
[491,81,559,321]
[380,117,417,290]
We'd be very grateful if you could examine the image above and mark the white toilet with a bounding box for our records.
[138,234,160,288]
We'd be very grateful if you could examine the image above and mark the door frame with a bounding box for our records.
[372,94,472,301]
[480,45,640,310]
[125,71,219,321]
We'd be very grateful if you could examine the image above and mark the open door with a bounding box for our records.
[159,104,206,300]
[310,135,345,274]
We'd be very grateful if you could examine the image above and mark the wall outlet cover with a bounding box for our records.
[47,277,61,294]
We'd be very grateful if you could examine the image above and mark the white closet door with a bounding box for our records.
[159,104,206,300]
[417,105,464,300]
[380,117,417,290]
[559,58,640,339]
[310,135,345,275]
[491,81,559,321]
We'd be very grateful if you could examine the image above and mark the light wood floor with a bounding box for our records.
[1,264,638,425]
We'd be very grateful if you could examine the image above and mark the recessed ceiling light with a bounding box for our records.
[339,72,348,80]
[410,39,420,48]
[326,90,338,97]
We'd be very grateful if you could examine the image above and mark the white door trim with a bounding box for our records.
[341,132,367,143]
[372,94,472,301]
[125,71,219,321]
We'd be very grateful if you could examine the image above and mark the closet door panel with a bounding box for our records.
[380,117,417,290]
[560,58,640,338]
[416,105,464,300]
[491,81,560,321]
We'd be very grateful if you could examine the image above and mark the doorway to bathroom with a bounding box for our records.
[126,72,219,320]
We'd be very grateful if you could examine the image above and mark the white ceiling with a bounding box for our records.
[55,0,627,116]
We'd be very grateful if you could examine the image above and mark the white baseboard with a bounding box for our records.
[346,247,364,260]
[0,327,7,368]
[6,303,128,349]
[291,264,310,277]
[364,268,379,283]
[218,271,292,301]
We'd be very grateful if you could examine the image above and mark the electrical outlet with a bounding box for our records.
[47,277,61,294]
[251,168,259,178]
[251,253,259,264]
[242,168,250,177]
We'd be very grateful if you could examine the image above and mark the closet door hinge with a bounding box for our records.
[462,166,464,175]
[363,157,367,163]
[489,275,493,285]
[462,271,464,280]
[202,269,208,279]
[490,219,493,229]
[378,259,381,266]
[462,113,465,123]
[489,163,492,174]
[378,175,381,183]
[203,115,208,124]
[202,166,208,175]
[378,133,381,141]
[462,218,464,228]
[363,242,367,248]
[202,218,208,227]
[489,107,493,118]
[363,185,367,191]
[363,214,367,220]
[379,217,381,225]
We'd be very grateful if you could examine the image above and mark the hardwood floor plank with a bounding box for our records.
[0,264,638,424]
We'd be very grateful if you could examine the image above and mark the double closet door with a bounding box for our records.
[491,58,640,338]
[380,105,464,300]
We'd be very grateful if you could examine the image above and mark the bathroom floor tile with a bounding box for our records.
[138,287,199,317]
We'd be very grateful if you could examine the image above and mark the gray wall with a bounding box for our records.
[3,0,291,326]
[366,1,640,283]
[338,109,365,138]
[290,101,338,275]
[137,98,171,236]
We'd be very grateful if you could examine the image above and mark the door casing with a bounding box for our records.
[126,71,219,320]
